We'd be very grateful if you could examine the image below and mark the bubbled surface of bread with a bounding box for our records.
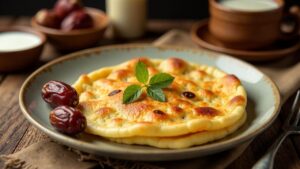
[73,57,247,138]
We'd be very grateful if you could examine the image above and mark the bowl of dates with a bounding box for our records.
[31,0,109,51]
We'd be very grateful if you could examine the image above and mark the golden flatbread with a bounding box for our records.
[73,57,247,139]
[109,112,246,149]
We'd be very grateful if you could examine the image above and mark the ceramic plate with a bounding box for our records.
[19,44,281,161]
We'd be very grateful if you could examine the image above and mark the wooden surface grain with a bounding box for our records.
[0,17,299,169]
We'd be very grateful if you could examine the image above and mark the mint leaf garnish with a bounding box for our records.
[122,85,142,104]
[135,61,149,84]
[123,60,174,104]
[149,73,174,89]
[147,87,166,102]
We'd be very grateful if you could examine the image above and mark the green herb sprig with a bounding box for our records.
[122,61,174,104]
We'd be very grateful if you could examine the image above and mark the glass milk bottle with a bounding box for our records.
[106,0,147,39]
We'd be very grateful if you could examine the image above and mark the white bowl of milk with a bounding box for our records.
[0,26,46,72]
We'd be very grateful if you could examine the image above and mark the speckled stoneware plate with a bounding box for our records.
[19,44,281,161]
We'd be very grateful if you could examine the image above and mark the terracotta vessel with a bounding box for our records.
[31,8,109,52]
[0,26,46,72]
[191,20,300,61]
[209,0,285,50]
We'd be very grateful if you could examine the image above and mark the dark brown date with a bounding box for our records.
[50,105,86,135]
[41,80,79,108]
[36,9,61,28]
[61,9,93,31]
[54,0,82,20]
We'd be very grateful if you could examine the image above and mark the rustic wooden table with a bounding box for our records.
[0,17,300,169]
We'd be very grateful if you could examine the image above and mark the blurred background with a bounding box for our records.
[0,0,207,19]
[1,0,298,19]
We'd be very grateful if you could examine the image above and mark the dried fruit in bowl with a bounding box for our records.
[36,9,60,28]
[54,0,82,19]
[61,9,93,31]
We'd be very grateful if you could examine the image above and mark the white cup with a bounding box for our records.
[106,0,147,39]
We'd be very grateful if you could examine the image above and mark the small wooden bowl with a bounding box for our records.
[31,8,109,52]
[0,26,46,72]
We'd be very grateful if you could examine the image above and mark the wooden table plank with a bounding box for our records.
[148,19,196,32]
[13,125,50,153]
[0,75,29,155]
[13,17,30,26]
[0,16,16,26]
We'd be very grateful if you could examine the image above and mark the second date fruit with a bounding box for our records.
[50,105,86,135]
[61,9,93,31]
[41,80,79,108]
[54,0,82,19]
[36,9,61,28]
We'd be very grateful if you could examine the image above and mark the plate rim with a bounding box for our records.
[19,44,281,160]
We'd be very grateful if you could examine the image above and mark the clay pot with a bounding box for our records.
[209,0,285,50]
